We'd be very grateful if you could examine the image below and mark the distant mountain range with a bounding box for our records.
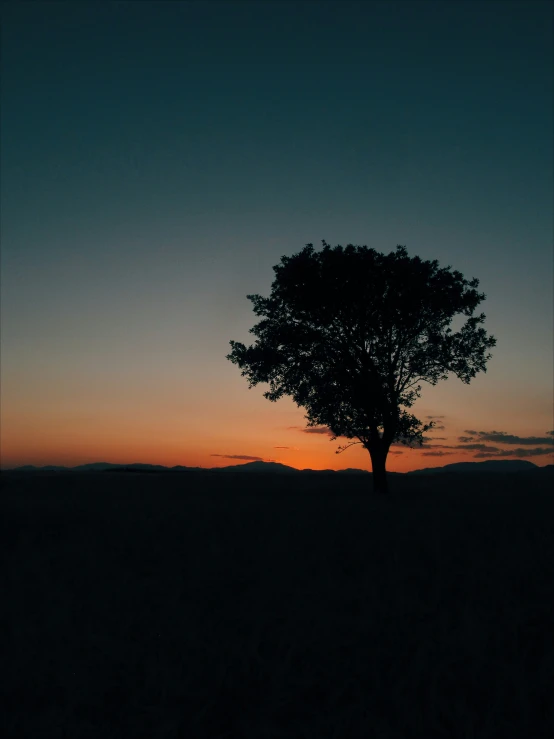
[406,459,547,474]
[3,460,552,475]
[2,461,371,475]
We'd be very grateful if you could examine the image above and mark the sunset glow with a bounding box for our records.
[1,1,552,472]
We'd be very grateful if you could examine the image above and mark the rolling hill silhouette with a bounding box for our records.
[3,460,551,475]
[406,459,540,475]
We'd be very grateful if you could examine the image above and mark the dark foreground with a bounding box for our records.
[1,470,553,738]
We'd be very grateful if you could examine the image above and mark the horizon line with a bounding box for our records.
[2,458,551,474]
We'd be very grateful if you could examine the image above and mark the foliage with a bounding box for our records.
[227,241,496,463]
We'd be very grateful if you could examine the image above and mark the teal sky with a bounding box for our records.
[1,0,553,471]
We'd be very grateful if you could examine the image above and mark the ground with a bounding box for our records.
[1,469,553,738]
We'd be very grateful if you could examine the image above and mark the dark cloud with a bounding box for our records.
[403,443,456,449]
[421,435,553,460]
[426,415,446,419]
[291,427,554,462]
[459,430,554,445]
[432,425,446,431]
[292,425,344,437]
[389,450,404,455]
[302,427,336,436]
[474,447,554,459]
[210,454,264,461]
[274,446,297,449]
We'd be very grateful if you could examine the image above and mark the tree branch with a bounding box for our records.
[335,440,363,455]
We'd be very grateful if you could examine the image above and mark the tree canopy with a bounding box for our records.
[226,241,497,493]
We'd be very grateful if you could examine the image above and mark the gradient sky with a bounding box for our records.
[1,0,553,471]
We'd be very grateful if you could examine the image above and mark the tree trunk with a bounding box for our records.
[368,443,389,494]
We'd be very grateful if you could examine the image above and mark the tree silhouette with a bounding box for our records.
[226,241,497,494]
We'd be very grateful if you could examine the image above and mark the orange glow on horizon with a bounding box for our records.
[1,380,552,471]
[2,435,552,472]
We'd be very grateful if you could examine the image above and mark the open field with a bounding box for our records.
[2,470,553,738]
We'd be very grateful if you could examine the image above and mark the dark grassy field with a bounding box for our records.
[1,469,553,738]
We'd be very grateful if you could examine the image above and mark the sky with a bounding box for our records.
[1,0,553,472]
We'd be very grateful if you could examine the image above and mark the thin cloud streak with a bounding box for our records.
[458,430,554,445]
[284,425,553,464]
[474,447,554,458]
[210,454,264,461]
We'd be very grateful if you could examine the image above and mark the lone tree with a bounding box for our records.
[226,242,496,494]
